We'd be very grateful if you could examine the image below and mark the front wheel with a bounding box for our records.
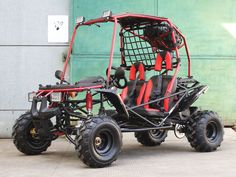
[186,110,224,152]
[12,113,52,155]
[76,116,122,168]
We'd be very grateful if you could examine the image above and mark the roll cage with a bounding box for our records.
[62,13,191,85]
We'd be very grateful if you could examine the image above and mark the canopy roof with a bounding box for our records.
[83,13,172,27]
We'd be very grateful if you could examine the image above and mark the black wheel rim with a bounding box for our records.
[94,130,113,156]
[26,123,48,148]
[206,121,218,143]
[149,129,165,139]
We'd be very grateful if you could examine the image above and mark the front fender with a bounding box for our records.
[95,89,129,119]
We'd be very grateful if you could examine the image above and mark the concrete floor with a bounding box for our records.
[0,129,236,177]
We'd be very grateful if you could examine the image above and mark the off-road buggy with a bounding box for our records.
[12,11,224,168]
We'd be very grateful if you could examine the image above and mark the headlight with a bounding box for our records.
[69,92,77,98]
[28,92,37,102]
[50,92,62,102]
[76,16,85,25]
[102,10,112,18]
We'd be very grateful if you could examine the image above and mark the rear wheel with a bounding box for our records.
[76,116,122,168]
[186,110,224,152]
[135,129,168,146]
[12,113,52,155]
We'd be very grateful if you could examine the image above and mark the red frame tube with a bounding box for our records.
[120,28,125,65]
[38,84,103,93]
[61,24,80,81]
[183,38,191,77]
[106,18,118,85]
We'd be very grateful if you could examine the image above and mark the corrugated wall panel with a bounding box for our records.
[71,0,236,124]
[0,0,70,137]
[70,0,157,82]
[158,0,236,124]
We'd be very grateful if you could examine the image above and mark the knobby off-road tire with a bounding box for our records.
[186,110,224,152]
[75,116,122,168]
[12,113,52,155]
[135,129,168,146]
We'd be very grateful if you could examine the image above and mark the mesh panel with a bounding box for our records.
[122,25,158,69]
[120,22,179,70]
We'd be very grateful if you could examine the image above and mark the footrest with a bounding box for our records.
[132,107,168,118]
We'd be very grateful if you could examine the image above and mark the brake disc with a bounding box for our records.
[174,124,185,139]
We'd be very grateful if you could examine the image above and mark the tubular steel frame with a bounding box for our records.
[32,13,196,137]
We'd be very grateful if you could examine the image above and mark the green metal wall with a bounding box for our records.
[71,0,236,125]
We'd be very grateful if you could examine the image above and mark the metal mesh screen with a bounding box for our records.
[122,26,157,69]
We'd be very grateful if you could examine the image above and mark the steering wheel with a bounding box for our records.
[109,67,128,89]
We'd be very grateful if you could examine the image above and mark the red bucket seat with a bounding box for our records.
[141,51,177,117]
[121,62,146,107]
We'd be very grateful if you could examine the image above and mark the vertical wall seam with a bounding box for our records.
[156,0,158,16]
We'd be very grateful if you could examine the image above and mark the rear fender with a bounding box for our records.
[178,85,208,111]
[95,89,129,119]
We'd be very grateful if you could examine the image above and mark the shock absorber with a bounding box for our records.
[86,90,93,116]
